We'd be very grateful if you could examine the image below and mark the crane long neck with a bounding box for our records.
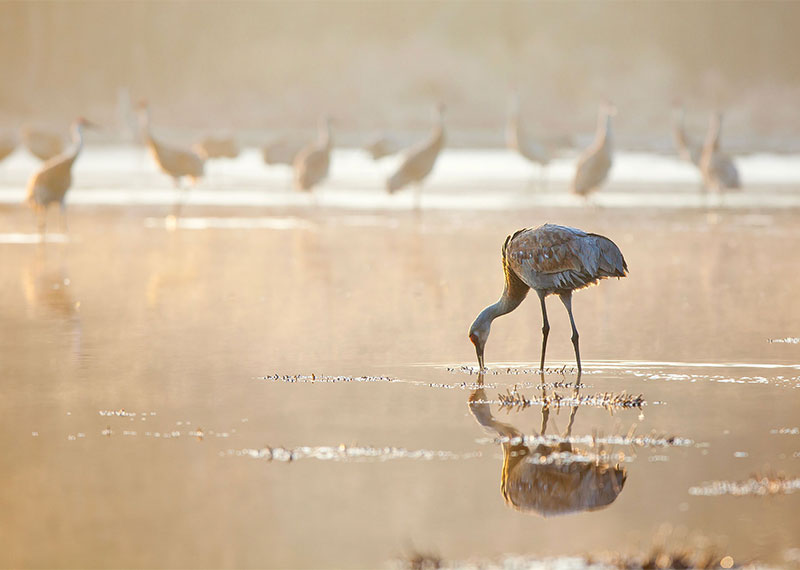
[596,112,612,149]
[66,123,84,164]
[476,288,526,331]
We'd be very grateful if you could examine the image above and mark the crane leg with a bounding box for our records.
[537,290,550,372]
[559,291,581,374]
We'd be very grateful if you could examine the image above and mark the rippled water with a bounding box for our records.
[0,149,799,568]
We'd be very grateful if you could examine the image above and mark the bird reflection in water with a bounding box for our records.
[468,372,626,516]
[21,246,82,361]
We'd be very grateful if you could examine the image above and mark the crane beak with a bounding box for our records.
[475,344,485,371]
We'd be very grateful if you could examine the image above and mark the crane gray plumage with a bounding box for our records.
[468,224,627,373]
[700,111,741,193]
[507,93,549,168]
[386,104,445,194]
[572,105,614,197]
[293,116,332,191]
[137,102,204,186]
[25,118,90,233]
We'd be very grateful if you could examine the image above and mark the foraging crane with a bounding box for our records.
[468,224,627,373]
[25,118,94,233]
[137,101,204,189]
[507,93,549,180]
[572,104,614,197]
[20,126,64,161]
[293,116,332,191]
[699,111,741,193]
[386,104,446,203]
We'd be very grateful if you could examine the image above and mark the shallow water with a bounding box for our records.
[1,151,799,568]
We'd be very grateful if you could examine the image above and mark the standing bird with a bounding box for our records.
[507,93,550,184]
[20,126,64,161]
[25,118,94,233]
[386,103,446,205]
[699,111,741,193]
[293,116,332,191]
[468,224,627,373]
[137,101,204,189]
[572,104,615,198]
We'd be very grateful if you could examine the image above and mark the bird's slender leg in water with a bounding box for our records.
[559,291,581,374]
[538,372,549,435]
[413,184,421,212]
[537,290,550,372]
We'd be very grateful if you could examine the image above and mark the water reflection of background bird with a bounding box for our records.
[468,372,626,516]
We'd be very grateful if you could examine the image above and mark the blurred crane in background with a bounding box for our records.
[572,103,615,199]
[25,117,94,233]
[386,103,446,208]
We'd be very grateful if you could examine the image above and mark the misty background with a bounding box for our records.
[2,1,799,148]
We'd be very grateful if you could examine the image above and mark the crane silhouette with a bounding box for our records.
[673,106,740,193]
[25,118,94,233]
[136,101,204,217]
[469,224,627,373]
[386,103,445,207]
[507,93,549,185]
[700,111,741,193]
[293,116,332,192]
[572,104,614,198]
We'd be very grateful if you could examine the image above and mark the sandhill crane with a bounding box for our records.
[386,104,446,205]
[468,224,627,373]
[192,136,239,160]
[572,104,615,198]
[137,101,204,189]
[0,133,16,163]
[261,137,306,166]
[700,111,741,193]
[468,371,626,515]
[25,118,94,233]
[20,126,64,161]
[507,93,550,183]
[293,116,332,192]
[363,134,402,160]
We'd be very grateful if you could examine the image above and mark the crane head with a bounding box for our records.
[468,318,489,371]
